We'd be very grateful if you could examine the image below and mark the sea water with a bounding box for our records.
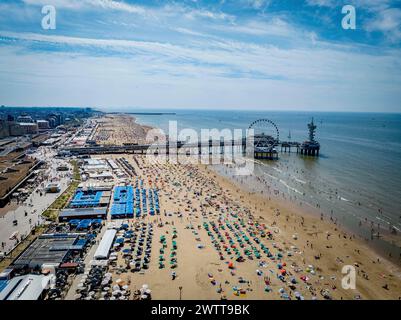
[131,109,401,261]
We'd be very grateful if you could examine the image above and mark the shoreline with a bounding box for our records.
[199,164,401,298]
[211,162,401,268]
[86,113,401,299]
[206,164,401,272]
[128,113,401,266]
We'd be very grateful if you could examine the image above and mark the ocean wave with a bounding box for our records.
[279,179,304,195]
[375,216,390,225]
[263,172,279,181]
[294,178,307,184]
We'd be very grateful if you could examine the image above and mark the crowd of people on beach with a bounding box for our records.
[75,117,401,300]
[102,154,401,300]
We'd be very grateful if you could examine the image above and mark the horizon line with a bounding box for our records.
[1,105,401,115]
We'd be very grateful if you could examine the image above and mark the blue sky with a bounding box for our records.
[0,0,400,112]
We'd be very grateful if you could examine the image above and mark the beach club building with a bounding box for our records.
[60,184,111,221]
[11,233,89,271]
[68,188,110,209]
[109,186,135,219]
[109,185,160,219]
[59,207,107,222]
[0,274,51,300]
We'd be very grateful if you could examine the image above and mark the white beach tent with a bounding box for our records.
[94,229,117,260]
[0,274,51,300]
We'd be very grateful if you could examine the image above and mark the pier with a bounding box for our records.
[60,118,320,159]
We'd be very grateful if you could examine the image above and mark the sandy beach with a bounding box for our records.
[79,114,401,300]
[96,151,401,300]
[92,115,154,146]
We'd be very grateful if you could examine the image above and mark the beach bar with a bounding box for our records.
[59,207,107,222]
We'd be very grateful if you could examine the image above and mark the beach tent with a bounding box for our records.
[94,229,117,260]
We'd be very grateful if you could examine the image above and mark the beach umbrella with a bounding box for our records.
[116,279,126,286]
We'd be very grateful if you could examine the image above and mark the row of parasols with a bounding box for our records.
[112,222,153,272]
[159,228,178,269]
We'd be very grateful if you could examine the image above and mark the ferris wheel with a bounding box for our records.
[248,119,280,149]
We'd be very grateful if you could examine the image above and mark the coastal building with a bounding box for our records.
[11,234,85,270]
[47,117,57,128]
[47,113,63,127]
[0,119,10,138]
[252,133,279,160]
[58,207,107,222]
[68,186,111,209]
[0,157,41,208]
[37,119,50,130]
[9,122,38,136]
[300,118,320,156]
[0,274,51,300]
[16,114,34,123]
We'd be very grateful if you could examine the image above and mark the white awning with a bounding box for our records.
[0,274,50,300]
[94,229,117,260]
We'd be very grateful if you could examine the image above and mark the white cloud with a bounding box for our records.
[172,27,210,38]
[245,0,271,10]
[210,17,296,38]
[353,0,391,12]
[364,8,401,42]
[1,0,400,111]
[180,7,234,21]
[1,30,400,107]
[1,43,399,111]
[22,0,146,13]
[305,0,335,7]
[21,0,233,21]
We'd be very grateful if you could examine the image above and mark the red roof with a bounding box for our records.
[59,262,78,268]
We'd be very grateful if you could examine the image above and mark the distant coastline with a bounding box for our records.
[109,112,176,116]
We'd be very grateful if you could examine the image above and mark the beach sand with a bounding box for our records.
[101,154,401,300]
[92,115,154,146]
